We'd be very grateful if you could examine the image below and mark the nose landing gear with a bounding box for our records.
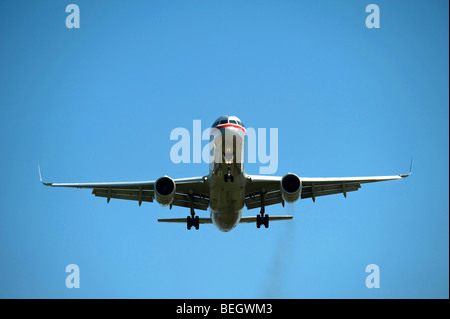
[224,165,234,182]
[224,174,234,182]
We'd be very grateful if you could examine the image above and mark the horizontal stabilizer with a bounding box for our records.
[158,218,213,224]
[158,216,293,224]
[239,216,293,223]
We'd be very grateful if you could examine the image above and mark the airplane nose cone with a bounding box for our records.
[212,212,240,232]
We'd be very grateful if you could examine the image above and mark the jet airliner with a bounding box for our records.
[40,115,410,232]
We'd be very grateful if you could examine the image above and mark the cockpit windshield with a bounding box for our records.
[211,116,245,128]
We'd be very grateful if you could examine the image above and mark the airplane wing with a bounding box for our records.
[40,171,210,210]
[244,172,410,210]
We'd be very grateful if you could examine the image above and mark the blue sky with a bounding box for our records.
[0,0,448,298]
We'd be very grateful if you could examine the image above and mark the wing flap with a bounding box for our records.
[42,174,210,209]
[300,175,405,184]
[245,190,283,210]
[171,193,209,211]
[245,173,408,205]
[93,189,154,203]
[301,182,361,199]
[44,181,155,189]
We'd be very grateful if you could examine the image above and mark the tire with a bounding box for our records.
[187,216,192,230]
[194,216,199,230]
[256,215,261,228]
[264,214,268,228]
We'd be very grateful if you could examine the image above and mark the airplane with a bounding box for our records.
[40,115,411,232]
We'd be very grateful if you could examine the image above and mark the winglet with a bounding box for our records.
[400,156,413,178]
[38,164,52,186]
[38,164,42,182]
[409,156,413,175]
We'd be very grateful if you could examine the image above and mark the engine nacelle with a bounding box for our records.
[154,176,176,206]
[280,173,301,203]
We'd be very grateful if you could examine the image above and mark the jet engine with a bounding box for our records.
[155,176,176,206]
[280,173,301,203]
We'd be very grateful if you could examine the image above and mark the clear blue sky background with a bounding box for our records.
[0,0,448,298]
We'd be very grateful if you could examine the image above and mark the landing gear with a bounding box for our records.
[256,214,269,228]
[256,191,269,229]
[187,215,199,230]
[224,174,234,182]
[224,165,234,182]
[187,194,199,230]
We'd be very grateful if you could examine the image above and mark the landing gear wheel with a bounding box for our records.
[256,214,269,228]
[256,215,261,228]
[194,216,199,230]
[224,174,234,182]
[187,215,200,230]
[263,214,269,228]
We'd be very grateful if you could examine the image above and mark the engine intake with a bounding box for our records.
[155,176,176,206]
[280,173,301,203]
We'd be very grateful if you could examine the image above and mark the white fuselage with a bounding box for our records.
[208,124,247,231]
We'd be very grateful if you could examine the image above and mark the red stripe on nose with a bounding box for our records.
[214,124,246,134]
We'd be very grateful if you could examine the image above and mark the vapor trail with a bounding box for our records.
[263,203,296,298]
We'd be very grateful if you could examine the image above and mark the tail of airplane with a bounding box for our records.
[158,215,293,225]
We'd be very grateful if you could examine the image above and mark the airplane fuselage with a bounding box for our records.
[208,120,247,231]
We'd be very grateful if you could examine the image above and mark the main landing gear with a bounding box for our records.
[187,215,199,230]
[256,192,269,229]
[256,214,269,229]
[187,194,199,230]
